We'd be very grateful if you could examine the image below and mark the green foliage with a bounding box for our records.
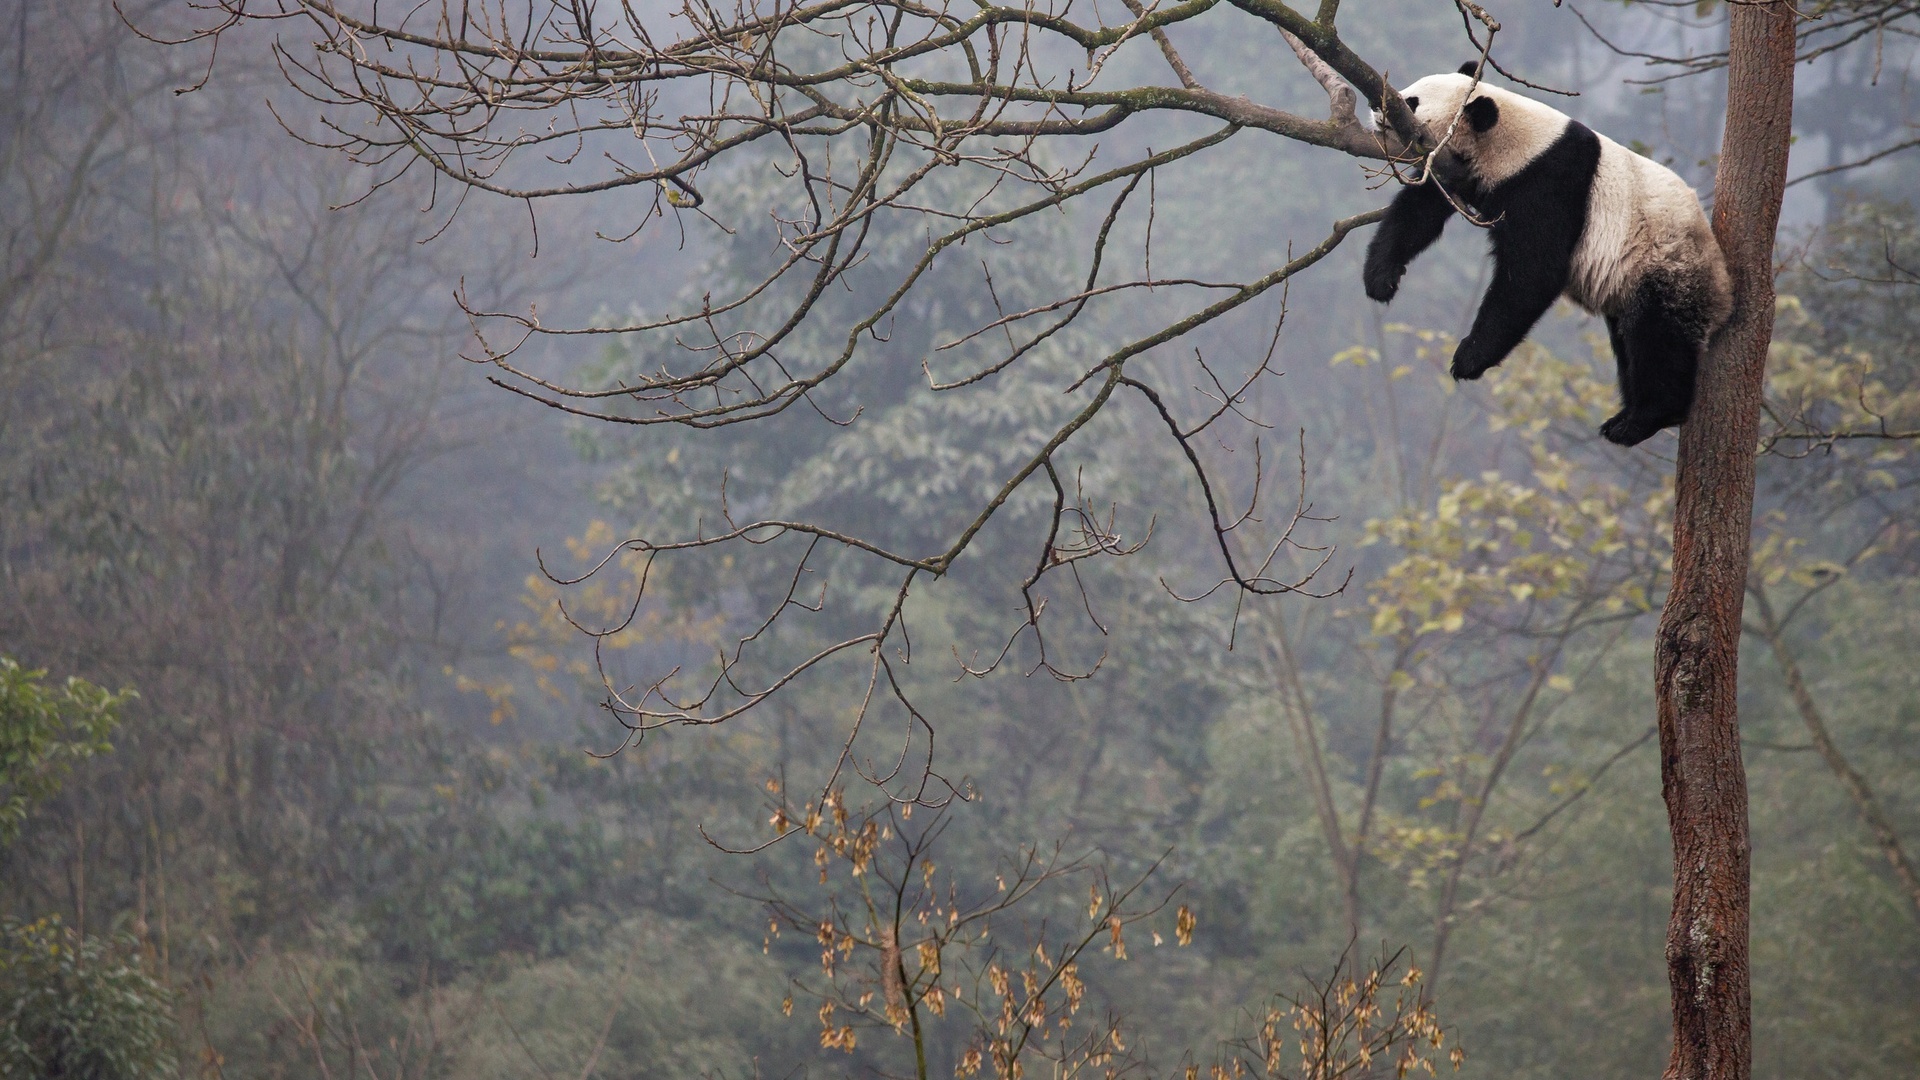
[195,915,791,1080]
[0,916,174,1080]
[0,659,128,848]
[348,771,614,968]
[582,156,1109,581]
[454,916,787,1080]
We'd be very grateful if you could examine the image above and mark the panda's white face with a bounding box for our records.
[1385,73,1476,143]
[1382,73,1572,186]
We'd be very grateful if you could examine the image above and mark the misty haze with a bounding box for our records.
[2,1,1916,1077]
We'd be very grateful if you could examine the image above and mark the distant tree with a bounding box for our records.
[1750,202,1920,923]
[0,660,126,850]
[0,662,169,1080]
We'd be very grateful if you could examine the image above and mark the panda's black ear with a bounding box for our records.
[1464,96,1499,133]
[1458,62,1480,77]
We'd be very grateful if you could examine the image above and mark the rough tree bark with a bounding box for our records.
[1654,5,1797,1080]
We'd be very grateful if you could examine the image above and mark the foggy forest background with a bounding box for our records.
[2,0,1917,1076]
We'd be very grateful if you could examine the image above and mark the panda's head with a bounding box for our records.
[1379,65,1571,185]
[1379,66,1499,146]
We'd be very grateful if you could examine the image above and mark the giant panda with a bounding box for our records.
[1362,66,1733,447]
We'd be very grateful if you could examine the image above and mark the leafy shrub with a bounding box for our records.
[0,916,174,1080]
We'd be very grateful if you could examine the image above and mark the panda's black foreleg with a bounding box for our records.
[1450,187,1580,381]
[1599,282,1702,447]
[1363,179,1454,303]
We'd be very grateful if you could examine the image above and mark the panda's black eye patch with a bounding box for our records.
[1403,96,1420,112]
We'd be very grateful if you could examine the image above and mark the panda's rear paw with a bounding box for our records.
[1449,337,1498,380]
[1363,263,1402,303]
[1599,410,1673,447]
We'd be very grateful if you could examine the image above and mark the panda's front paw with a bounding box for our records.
[1450,337,1498,380]
[1363,261,1402,303]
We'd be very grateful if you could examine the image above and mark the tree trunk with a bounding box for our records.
[1654,6,1796,1080]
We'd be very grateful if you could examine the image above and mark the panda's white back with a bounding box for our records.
[1395,73,1730,323]
[1570,133,1728,319]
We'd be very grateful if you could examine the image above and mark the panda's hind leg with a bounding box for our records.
[1604,314,1633,409]
[1598,279,1703,447]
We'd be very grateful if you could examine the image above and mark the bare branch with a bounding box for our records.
[148,0,1490,804]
